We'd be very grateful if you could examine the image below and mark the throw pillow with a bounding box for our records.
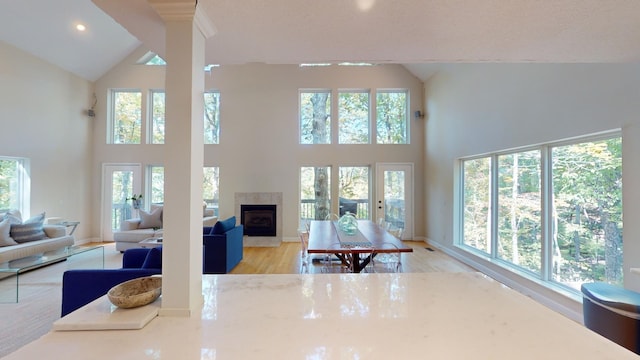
[138,207,163,229]
[141,247,163,269]
[3,209,22,225]
[212,216,236,235]
[0,218,17,247]
[10,212,46,243]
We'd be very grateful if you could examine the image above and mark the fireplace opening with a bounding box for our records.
[241,204,277,237]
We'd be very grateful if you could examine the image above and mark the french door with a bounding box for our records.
[101,164,142,241]
[375,163,413,240]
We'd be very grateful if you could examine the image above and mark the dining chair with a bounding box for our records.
[298,229,310,274]
[321,242,352,273]
[366,242,402,273]
[384,222,404,241]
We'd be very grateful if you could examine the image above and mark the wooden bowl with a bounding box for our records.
[107,276,162,309]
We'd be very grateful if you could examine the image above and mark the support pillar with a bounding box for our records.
[148,0,216,317]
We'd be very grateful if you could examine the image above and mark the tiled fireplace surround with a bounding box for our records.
[234,192,283,247]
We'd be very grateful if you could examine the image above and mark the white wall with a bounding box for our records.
[424,63,640,319]
[0,41,94,240]
[93,47,426,241]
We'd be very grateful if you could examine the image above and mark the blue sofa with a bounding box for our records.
[61,217,243,316]
[203,215,244,274]
[61,247,162,316]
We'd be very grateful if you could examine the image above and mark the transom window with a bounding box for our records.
[204,91,220,144]
[300,90,331,144]
[299,89,408,145]
[150,90,165,144]
[376,90,408,144]
[460,133,623,292]
[338,90,370,144]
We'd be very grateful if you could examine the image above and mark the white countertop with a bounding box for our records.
[4,272,638,359]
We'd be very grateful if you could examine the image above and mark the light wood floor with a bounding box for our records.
[230,241,476,274]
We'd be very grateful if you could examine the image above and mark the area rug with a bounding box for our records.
[0,244,121,358]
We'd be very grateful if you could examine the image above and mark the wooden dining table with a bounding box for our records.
[307,219,413,273]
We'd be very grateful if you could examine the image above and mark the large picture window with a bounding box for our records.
[338,166,370,219]
[300,166,331,226]
[203,167,220,217]
[460,133,623,292]
[0,157,28,213]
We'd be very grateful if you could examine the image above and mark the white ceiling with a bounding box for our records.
[1,0,639,82]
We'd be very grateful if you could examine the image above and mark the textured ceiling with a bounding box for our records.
[1,0,639,82]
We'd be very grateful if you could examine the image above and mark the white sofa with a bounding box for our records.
[113,205,217,252]
[0,210,74,266]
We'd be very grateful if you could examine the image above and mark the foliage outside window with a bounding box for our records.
[111,90,142,144]
[376,90,407,144]
[300,91,331,144]
[150,90,165,144]
[146,166,219,212]
[338,91,370,144]
[0,158,26,212]
[497,150,542,275]
[461,135,623,292]
[204,91,220,144]
[203,167,220,216]
[338,167,370,219]
[149,166,164,205]
[300,166,331,224]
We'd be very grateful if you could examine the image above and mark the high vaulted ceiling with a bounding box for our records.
[1,0,639,82]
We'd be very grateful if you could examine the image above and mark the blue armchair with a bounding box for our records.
[61,247,162,316]
[203,216,244,274]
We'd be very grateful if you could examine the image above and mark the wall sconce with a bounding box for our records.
[414,110,424,119]
[87,93,97,118]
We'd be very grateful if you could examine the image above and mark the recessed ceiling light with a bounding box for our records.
[76,24,86,32]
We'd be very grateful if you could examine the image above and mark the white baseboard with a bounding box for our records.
[427,238,584,324]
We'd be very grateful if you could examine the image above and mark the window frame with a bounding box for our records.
[299,89,332,145]
[204,90,221,145]
[375,89,409,145]
[338,89,370,144]
[108,89,143,145]
[149,89,165,145]
[0,156,29,216]
[456,130,623,295]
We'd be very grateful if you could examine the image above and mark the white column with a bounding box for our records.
[148,0,216,317]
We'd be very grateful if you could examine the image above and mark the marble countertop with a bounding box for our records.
[5,272,638,359]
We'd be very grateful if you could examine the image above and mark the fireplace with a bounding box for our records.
[241,204,277,237]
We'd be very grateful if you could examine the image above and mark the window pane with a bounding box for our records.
[151,90,165,144]
[376,90,407,144]
[204,91,220,144]
[0,158,24,211]
[112,170,134,227]
[338,91,369,144]
[551,138,623,288]
[112,90,142,144]
[300,166,331,225]
[150,166,164,204]
[462,157,491,254]
[497,151,541,275]
[300,91,331,144]
[203,167,219,217]
[339,167,370,219]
